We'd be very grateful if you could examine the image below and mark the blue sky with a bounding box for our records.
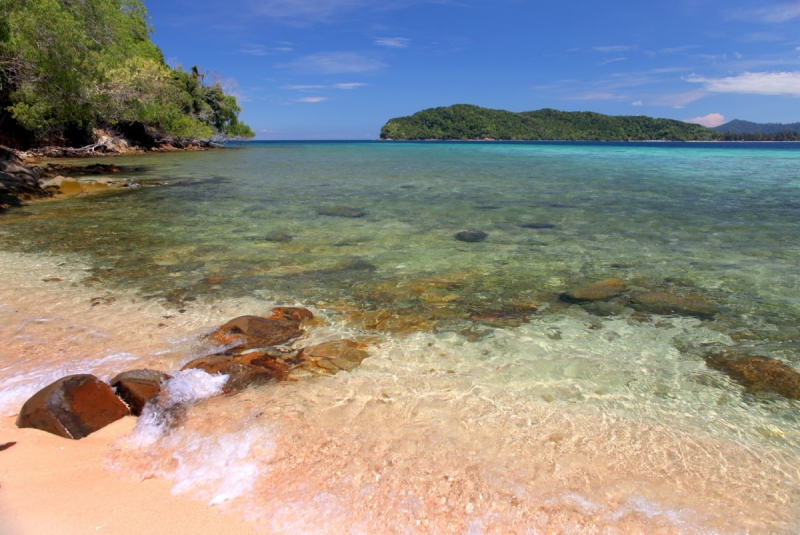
[146,0,800,139]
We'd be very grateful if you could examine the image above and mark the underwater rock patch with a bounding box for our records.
[455,230,488,243]
[519,223,555,229]
[470,309,532,328]
[264,232,293,242]
[291,340,371,378]
[704,353,800,400]
[317,206,367,218]
[631,292,718,318]
[561,278,627,303]
[16,374,130,439]
[111,369,171,416]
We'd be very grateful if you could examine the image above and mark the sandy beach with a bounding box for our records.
[0,416,257,535]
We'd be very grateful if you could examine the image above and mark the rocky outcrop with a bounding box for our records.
[631,292,718,318]
[16,375,130,439]
[705,353,800,400]
[561,278,627,303]
[0,147,46,206]
[110,369,171,416]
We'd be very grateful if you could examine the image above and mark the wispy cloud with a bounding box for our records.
[374,37,410,48]
[297,97,328,103]
[657,45,699,54]
[280,52,386,74]
[237,44,294,56]
[648,90,708,108]
[688,71,800,96]
[729,1,800,23]
[686,113,726,128]
[283,82,367,90]
[246,0,447,23]
[592,45,633,53]
[632,101,643,106]
[598,57,627,66]
[333,82,367,89]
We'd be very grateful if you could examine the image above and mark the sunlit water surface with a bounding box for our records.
[2,141,800,533]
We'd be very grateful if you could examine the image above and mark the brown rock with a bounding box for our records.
[296,340,370,375]
[181,353,289,392]
[270,307,315,322]
[208,313,304,350]
[16,375,130,439]
[110,369,171,416]
[561,278,627,303]
[705,353,800,400]
[470,309,531,328]
[631,292,718,318]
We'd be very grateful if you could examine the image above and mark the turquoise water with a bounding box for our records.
[2,141,800,533]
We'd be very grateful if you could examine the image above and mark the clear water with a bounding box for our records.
[2,141,800,533]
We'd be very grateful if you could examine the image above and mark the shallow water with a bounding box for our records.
[2,141,800,533]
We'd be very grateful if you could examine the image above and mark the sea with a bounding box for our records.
[1,140,800,533]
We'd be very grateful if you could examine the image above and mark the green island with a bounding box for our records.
[0,0,253,151]
[380,104,800,142]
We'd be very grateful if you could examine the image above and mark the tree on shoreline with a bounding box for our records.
[0,0,253,148]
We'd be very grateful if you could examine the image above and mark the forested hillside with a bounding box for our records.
[380,105,718,141]
[0,0,254,149]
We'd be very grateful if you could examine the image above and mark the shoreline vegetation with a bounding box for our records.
[0,0,254,153]
[379,104,800,142]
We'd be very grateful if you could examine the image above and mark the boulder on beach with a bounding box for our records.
[0,149,46,204]
[208,308,314,350]
[705,353,800,400]
[561,278,627,303]
[631,292,718,318]
[182,354,287,392]
[110,369,172,416]
[16,374,130,439]
[455,230,488,243]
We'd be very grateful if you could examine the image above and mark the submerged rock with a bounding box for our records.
[292,340,371,378]
[264,232,293,242]
[519,223,555,229]
[16,374,130,439]
[110,369,171,416]
[470,309,532,328]
[561,278,627,303]
[631,292,718,318]
[182,354,287,392]
[318,206,367,218]
[455,230,488,243]
[705,353,800,400]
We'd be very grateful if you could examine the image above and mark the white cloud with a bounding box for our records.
[688,71,800,96]
[598,57,627,66]
[246,0,446,22]
[283,84,326,90]
[631,101,643,106]
[374,37,410,48]
[237,44,293,56]
[592,45,632,53]
[730,2,800,23]
[280,52,386,74]
[686,113,726,128]
[297,97,328,103]
[332,82,366,89]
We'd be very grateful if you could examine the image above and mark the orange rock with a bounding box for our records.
[298,340,370,374]
[206,275,225,285]
[110,369,171,416]
[632,292,718,318]
[705,353,800,400]
[269,307,314,322]
[16,375,130,439]
[561,278,627,303]
[208,315,302,349]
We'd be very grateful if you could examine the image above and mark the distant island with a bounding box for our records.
[380,105,800,142]
[713,120,800,138]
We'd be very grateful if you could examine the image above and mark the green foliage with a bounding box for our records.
[0,0,253,146]
[380,104,719,142]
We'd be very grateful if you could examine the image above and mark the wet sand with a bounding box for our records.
[0,416,257,535]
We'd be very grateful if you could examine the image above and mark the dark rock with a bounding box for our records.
[631,292,718,318]
[455,230,488,243]
[340,259,377,272]
[16,375,130,439]
[475,205,501,210]
[0,442,16,452]
[110,369,171,416]
[561,279,627,303]
[0,156,46,205]
[470,309,531,328]
[318,206,367,218]
[705,353,800,400]
[519,223,555,229]
[208,307,314,350]
[264,232,293,242]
